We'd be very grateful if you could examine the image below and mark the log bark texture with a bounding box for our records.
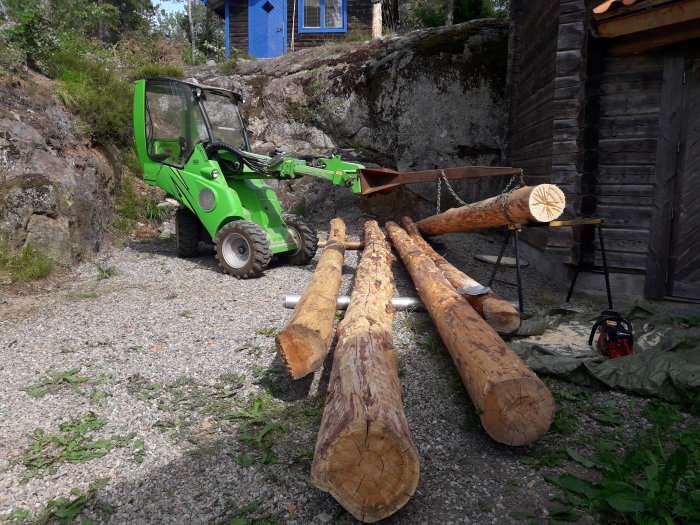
[416,184,566,236]
[276,218,346,380]
[386,221,554,446]
[401,217,521,335]
[311,221,419,523]
[318,240,363,250]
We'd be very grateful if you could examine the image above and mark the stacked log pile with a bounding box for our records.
[311,221,419,523]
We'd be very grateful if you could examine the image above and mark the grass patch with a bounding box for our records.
[0,478,114,524]
[113,172,172,235]
[15,412,136,482]
[21,368,113,403]
[130,64,183,81]
[0,241,54,283]
[343,30,371,42]
[95,265,117,280]
[529,388,700,523]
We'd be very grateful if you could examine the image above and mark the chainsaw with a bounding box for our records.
[588,310,634,359]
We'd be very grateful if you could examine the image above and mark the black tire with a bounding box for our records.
[176,207,200,257]
[279,213,317,265]
[215,220,271,279]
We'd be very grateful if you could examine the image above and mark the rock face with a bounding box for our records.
[188,19,510,224]
[0,75,119,265]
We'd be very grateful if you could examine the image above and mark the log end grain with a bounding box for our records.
[275,326,328,380]
[311,419,420,523]
[480,297,522,335]
[479,377,555,446]
[528,184,566,223]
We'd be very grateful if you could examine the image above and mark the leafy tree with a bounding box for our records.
[413,0,509,28]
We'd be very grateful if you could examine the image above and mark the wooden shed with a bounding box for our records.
[507,0,700,301]
[202,0,395,58]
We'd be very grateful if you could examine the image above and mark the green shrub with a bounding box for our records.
[130,64,184,81]
[46,52,132,147]
[0,241,54,282]
[218,48,252,74]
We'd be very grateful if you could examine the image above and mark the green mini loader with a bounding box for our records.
[133,77,369,278]
[133,77,520,278]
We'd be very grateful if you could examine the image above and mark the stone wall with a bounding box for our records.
[0,76,119,265]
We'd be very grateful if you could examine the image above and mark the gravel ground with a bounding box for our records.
[0,208,685,525]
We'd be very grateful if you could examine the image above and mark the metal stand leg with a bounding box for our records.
[488,229,512,288]
[598,225,613,310]
[566,255,583,303]
[513,228,524,313]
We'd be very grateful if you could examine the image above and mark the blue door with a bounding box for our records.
[248,0,286,58]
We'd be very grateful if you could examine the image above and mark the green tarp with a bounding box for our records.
[508,306,700,402]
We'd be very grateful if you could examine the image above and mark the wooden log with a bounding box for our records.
[401,216,521,335]
[416,184,566,237]
[311,221,419,523]
[386,221,554,446]
[317,240,363,250]
[275,218,346,380]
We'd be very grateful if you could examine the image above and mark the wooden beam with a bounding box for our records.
[593,0,700,38]
[276,218,346,379]
[386,221,554,446]
[607,20,700,55]
[311,221,419,523]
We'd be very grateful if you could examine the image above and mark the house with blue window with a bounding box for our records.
[202,0,394,59]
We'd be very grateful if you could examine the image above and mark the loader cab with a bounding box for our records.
[140,78,249,168]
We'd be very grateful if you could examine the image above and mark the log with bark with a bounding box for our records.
[317,240,363,250]
[416,184,566,236]
[275,218,346,380]
[311,221,419,523]
[401,216,521,335]
[386,221,554,446]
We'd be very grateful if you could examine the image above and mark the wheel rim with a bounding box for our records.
[288,226,302,256]
[221,233,250,269]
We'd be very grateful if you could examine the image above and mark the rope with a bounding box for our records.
[436,169,525,223]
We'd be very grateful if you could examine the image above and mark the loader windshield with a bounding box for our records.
[199,90,248,151]
[144,79,208,166]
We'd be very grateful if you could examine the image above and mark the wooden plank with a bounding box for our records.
[593,0,700,38]
[595,251,648,270]
[644,56,686,298]
[598,115,660,137]
[598,203,653,227]
[607,20,700,56]
[598,165,658,181]
[599,91,661,116]
[669,57,700,299]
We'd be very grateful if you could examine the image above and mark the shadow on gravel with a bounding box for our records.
[256,335,336,403]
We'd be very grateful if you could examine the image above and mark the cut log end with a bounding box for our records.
[312,420,420,523]
[527,184,566,223]
[481,297,522,335]
[479,378,555,446]
[275,326,328,380]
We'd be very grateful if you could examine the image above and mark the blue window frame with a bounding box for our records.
[298,0,347,33]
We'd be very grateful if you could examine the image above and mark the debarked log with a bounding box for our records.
[311,220,419,523]
[275,218,346,380]
[416,184,566,236]
[386,221,554,446]
[401,216,520,334]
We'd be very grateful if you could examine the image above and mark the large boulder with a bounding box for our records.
[188,19,510,225]
[0,75,119,265]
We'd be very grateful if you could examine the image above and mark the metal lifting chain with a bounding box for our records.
[436,169,526,223]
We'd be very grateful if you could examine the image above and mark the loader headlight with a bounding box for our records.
[199,188,216,211]
[211,169,219,179]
